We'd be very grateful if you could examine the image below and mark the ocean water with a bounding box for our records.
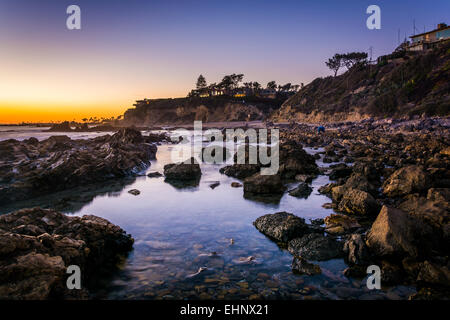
[0,127,415,300]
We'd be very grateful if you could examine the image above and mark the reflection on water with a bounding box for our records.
[0,128,415,300]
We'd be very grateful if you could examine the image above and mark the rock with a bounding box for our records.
[416,261,450,287]
[209,181,220,189]
[295,174,316,183]
[288,233,343,261]
[253,212,310,242]
[337,188,380,215]
[324,214,361,235]
[147,171,163,178]
[277,140,319,179]
[243,173,285,196]
[288,183,313,198]
[322,203,334,209]
[426,188,450,202]
[0,208,133,299]
[331,186,345,203]
[380,260,405,285]
[0,128,157,205]
[291,256,321,275]
[230,182,242,188]
[318,183,338,195]
[366,206,434,258]
[343,173,377,195]
[329,165,353,180]
[128,189,140,196]
[164,157,202,181]
[219,164,260,179]
[343,234,370,265]
[382,165,429,197]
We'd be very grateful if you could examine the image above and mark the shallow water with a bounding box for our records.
[0,127,415,300]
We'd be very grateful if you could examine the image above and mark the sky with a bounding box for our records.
[0,0,449,123]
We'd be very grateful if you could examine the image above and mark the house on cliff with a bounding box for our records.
[408,23,450,51]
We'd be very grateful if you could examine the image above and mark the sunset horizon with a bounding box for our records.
[1,0,449,123]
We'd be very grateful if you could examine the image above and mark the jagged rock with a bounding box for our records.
[291,256,321,275]
[324,214,361,235]
[416,261,450,287]
[288,183,313,198]
[0,208,133,299]
[253,212,310,242]
[382,165,429,197]
[337,188,381,215]
[288,233,343,261]
[219,164,260,179]
[277,140,319,179]
[164,157,202,181]
[318,183,338,195]
[366,206,434,258]
[343,234,370,265]
[0,128,157,205]
[243,173,285,196]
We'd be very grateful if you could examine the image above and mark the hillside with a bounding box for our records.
[122,96,284,126]
[272,41,450,123]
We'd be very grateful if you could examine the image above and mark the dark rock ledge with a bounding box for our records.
[0,207,133,299]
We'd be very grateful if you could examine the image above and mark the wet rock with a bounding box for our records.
[366,206,434,258]
[343,234,370,265]
[337,188,380,215]
[243,173,285,196]
[291,256,321,275]
[219,164,260,179]
[128,189,140,196]
[288,233,343,261]
[329,165,353,180]
[164,157,202,181]
[295,174,316,183]
[0,128,157,205]
[147,171,163,178]
[318,183,338,195]
[253,212,310,242]
[209,181,220,189]
[230,182,242,188]
[0,207,133,299]
[288,183,313,198]
[277,140,319,179]
[382,165,429,197]
[324,214,361,235]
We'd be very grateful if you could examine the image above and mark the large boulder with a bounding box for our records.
[0,208,133,299]
[164,157,202,181]
[243,173,285,196]
[366,206,434,258]
[382,165,429,197]
[253,212,310,242]
[337,188,381,215]
[277,140,319,179]
[288,233,343,261]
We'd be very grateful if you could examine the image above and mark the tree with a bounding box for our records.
[325,54,343,77]
[196,74,207,89]
[341,52,368,70]
[252,82,261,91]
[266,81,277,90]
[219,75,234,91]
[281,83,292,92]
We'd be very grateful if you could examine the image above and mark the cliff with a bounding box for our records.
[272,41,450,123]
[123,96,283,126]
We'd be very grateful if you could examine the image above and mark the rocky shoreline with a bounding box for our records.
[0,128,165,205]
[245,117,450,299]
[0,207,133,299]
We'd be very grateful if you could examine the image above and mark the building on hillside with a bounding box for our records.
[408,23,450,51]
[257,89,277,99]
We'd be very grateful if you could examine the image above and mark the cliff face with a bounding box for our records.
[123,97,282,126]
[272,41,450,123]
